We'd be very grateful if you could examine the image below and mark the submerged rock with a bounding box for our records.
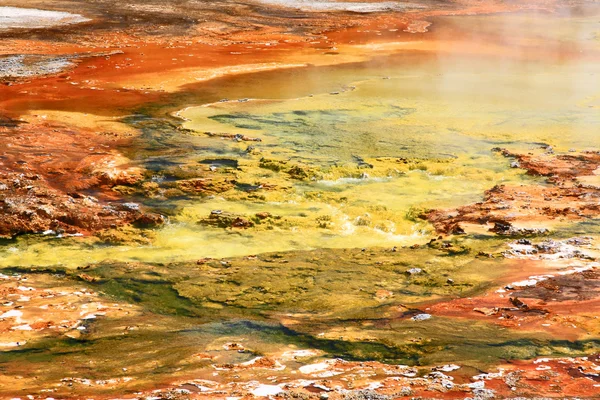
[199,210,254,228]
[174,178,236,196]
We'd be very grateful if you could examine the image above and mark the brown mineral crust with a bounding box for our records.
[500,148,600,181]
[426,150,600,236]
[427,183,600,235]
[0,171,163,238]
[0,272,140,350]
[427,263,600,339]
[514,268,600,302]
[428,294,600,340]
[496,356,600,396]
[0,121,162,237]
[0,118,145,192]
[129,354,600,399]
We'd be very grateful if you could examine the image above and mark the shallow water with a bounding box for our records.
[4,7,600,268]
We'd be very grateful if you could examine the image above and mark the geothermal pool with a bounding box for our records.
[1,1,600,398]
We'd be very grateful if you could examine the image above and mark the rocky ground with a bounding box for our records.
[0,271,139,348]
[137,354,600,399]
[426,148,600,236]
[0,118,163,237]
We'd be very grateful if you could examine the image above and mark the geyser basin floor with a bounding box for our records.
[1,0,600,398]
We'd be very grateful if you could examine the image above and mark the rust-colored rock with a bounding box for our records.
[427,149,600,236]
[499,148,600,181]
[0,170,162,237]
